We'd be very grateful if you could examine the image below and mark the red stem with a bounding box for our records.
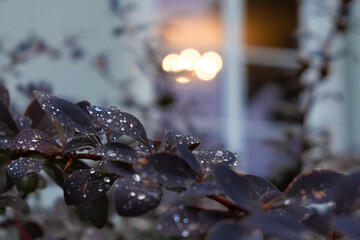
[12,210,31,240]
[207,195,248,214]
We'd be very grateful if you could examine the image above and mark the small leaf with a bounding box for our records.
[165,130,200,152]
[34,91,95,135]
[177,145,202,179]
[63,169,116,205]
[14,116,32,131]
[10,129,61,155]
[245,174,281,201]
[92,142,138,163]
[114,178,162,216]
[283,169,346,205]
[193,149,238,172]
[16,173,40,195]
[334,215,360,239]
[75,194,108,228]
[213,165,261,213]
[88,106,150,149]
[333,170,360,214]
[63,137,100,155]
[243,212,314,239]
[0,99,18,134]
[7,157,45,181]
[0,195,30,210]
[133,153,199,188]
[206,220,250,240]
[24,98,55,135]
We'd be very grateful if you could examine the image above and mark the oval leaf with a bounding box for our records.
[133,153,199,188]
[7,157,45,181]
[63,169,116,205]
[114,178,162,216]
[10,129,60,155]
[91,142,138,163]
[75,194,109,228]
[88,106,150,149]
[0,99,18,134]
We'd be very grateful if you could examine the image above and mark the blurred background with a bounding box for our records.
[1,0,360,238]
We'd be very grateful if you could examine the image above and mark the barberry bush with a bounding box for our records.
[0,81,359,240]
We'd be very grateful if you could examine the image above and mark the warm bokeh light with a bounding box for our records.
[180,48,201,71]
[175,76,190,84]
[162,53,180,72]
[202,51,223,72]
[162,49,222,81]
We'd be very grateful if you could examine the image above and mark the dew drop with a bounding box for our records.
[173,213,180,222]
[83,193,87,198]
[106,150,117,157]
[29,147,35,151]
[132,174,141,182]
[94,106,102,112]
[130,191,136,197]
[89,168,96,174]
[284,199,291,205]
[130,123,134,128]
[215,150,223,157]
[98,188,104,192]
[137,193,146,200]
[157,224,163,231]
[31,139,38,143]
[103,177,110,183]
[181,230,189,237]
[183,218,189,224]
[106,119,112,123]
[175,133,181,137]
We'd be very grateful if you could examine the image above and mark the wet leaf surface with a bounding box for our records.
[213,165,261,213]
[333,170,360,214]
[130,140,153,157]
[63,169,116,205]
[34,91,95,135]
[24,98,55,135]
[177,145,202,179]
[0,195,29,210]
[14,116,31,131]
[92,142,138,163]
[157,206,229,237]
[245,174,281,202]
[333,215,360,239]
[75,193,108,228]
[88,106,150,149]
[165,130,201,152]
[243,212,313,239]
[7,157,45,181]
[206,220,250,240]
[193,149,238,174]
[10,129,60,155]
[106,160,135,178]
[133,153,199,188]
[114,178,162,216]
[0,99,18,134]
[63,137,100,155]
[283,169,346,205]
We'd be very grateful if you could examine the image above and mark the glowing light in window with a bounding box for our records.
[180,48,201,71]
[176,76,190,84]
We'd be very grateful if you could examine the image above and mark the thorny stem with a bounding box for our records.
[12,209,31,240]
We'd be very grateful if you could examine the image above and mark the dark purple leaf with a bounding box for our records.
[0,81,9,108]
[206,220,250,240]
[63,137,100,155]
[333,170,360,214]
[106,160,135,178]
[114,178,162,216]
[243,212,314,239]
[91,142,138,163]
[24,98,55,136]
[75,100,91,115]
[34,91,95,135]
[193,149,238,174]
[14,116,31,131]
[10,129,60,155]
[75,194,108,228]
[271,205,314,222]
[7,157,45,181]
[165,130,201,152]
[130,140,153,157]
[283,169,346,205]
[15,173,40,195]
[23,222,43,239]
[177,145,202,179]
[63,169,116,205]
[0,195,29,210]
[0,137,12,150]
[334,215,360,239]
[0,99,18,134]
[133,153,199,188]
[184,181,222,196]
[43,161,66,187]
[245,174,281,201]
[157,206,228,237]
[303,208,334,236]
[88,106,150,149]
[213,165,261,213]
